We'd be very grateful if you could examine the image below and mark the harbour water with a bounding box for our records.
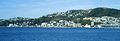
[0,27,120,41]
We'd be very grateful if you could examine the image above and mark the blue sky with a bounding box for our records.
[0,0,120,19]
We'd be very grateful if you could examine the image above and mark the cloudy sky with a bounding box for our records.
[0,0,120,19]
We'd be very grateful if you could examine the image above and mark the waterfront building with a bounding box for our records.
[41,23,48,27]
[91,22,94,26]
[84,24,91,28]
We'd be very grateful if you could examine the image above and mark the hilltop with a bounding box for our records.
[87,7,120,17]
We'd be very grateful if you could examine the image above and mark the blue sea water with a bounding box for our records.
[0,27,120,41]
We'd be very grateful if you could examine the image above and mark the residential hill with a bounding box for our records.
[45,7,120,22]
[47,7,120,19]
[0,7,120,26]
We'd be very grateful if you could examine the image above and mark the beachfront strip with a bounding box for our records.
[8,16,120,28]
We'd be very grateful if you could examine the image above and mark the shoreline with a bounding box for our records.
[0,26,120,29]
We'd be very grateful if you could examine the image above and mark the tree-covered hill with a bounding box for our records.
[87,7,120,17]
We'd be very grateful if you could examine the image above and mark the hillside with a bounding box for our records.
[49,7,120,17]
[0,7,120,26]
[87,7,120,17]
[44,7,120,23]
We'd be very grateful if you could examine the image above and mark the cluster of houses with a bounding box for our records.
[40,20,82,28]
[8,20,96,28]
[8,16,120,28]
[83,16,120,27]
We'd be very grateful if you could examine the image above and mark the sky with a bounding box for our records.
[0,0,120,19]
